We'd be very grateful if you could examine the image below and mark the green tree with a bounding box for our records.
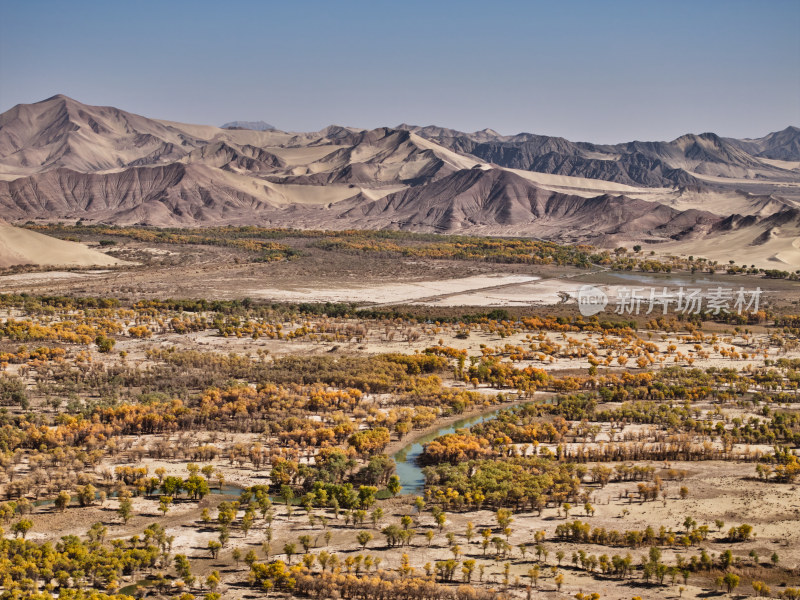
[371,507,383,529]
[118,497,133,524]
[174,554,192,581]
[357,530,373,550]
[77,484,96,507]
[283,542,297,565]
[387,475,402,497]
[184,475,210,501]
[207,540,222,559]
[161,476,183,497]
[95,335,115,353]
[159,496,173,516]
[206,571,220,592]
[358,485,378,509]
[723,572,740,594]
[55,491,71,512]
[298,535,313,553]
[12,519,32,539]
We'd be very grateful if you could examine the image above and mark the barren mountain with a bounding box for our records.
[401,125,800,188]
[338,168,719,243]
[221,120,275,131]
[724,126,800,162]
[0,95,798,265]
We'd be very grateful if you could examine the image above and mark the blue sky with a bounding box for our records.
[1,0,798,142]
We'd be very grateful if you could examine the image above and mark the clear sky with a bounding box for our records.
[1,0,798,143]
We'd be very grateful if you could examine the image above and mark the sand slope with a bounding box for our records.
[0,220,125,268]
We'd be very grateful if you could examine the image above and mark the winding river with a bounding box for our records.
[392,403,525,494]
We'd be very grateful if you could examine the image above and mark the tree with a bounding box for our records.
[528,565,540,589]
[12,519,32,539]
[753,581,771,598]
[358,486,378,509]
[55,491,71,512]
[283,542,297,565]
[77,484,96,507]
[207,540,222,559]
[159,496,173,516]
[206,571,220,592]
[162,476,184,497]
[241,512,255,538]
[357,531,373,550]
[118,497,133,524]
[496,508,513,531]
[723,572,740,594]
[95,335,115,353]
[382,524,403,548]
[465,521,475,543]
[184,475,210,501]
[298,535,313,553]
[462,559,476,583]
[371,507,383,529]
[413,496,425,516]
[174,554,192,582]
[318,550,331,572]
[387,475,402,496]
[216,525,229,548]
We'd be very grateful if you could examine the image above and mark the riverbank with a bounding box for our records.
[383,395,525,458]
[386,391,555,494]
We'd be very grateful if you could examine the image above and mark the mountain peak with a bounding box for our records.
[221,120,275,131]
[40,94,72,102]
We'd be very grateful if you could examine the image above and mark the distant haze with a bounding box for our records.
[221,121,275,131]
[0,0,798,143]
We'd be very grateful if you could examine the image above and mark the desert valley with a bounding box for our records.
[0,91,798,600]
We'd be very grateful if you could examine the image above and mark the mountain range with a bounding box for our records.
[221,120,275,131]
[0,95,798,267]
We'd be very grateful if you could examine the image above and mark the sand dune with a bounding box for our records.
[653,209,800,269]
[0,220,126,268]
[507,167,672,199]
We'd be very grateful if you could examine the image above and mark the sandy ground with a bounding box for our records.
[0,220,126,268]
[2,235,798,313]
[0,269,114,283]
[22,457,799,600]
[247,274,540,304]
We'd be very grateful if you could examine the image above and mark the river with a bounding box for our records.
[392,401,534,494]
